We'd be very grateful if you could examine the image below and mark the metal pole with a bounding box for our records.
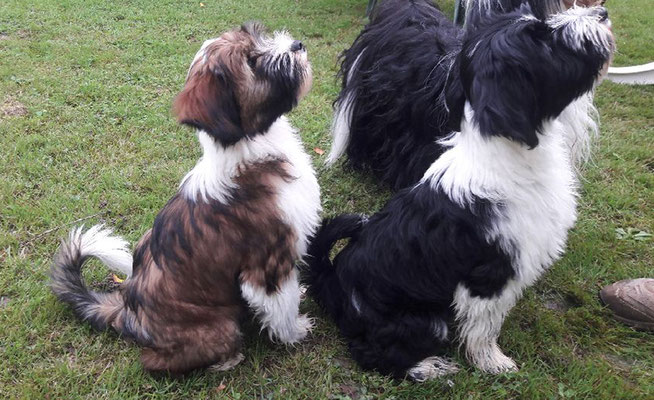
[366,0,377,17]
[453,0,466,25]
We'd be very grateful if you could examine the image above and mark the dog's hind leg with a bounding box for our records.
[140,316,243,374]
[453,283,521,374]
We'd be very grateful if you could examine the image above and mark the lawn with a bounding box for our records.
[0,0,652,398]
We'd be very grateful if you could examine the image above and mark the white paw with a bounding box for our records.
[471,349,518,374]
[274,314,314,345]
[208,353,245,372]
[407,356,460,382]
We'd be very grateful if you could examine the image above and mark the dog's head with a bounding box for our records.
[174,23,312,146]
[447,4,614,148]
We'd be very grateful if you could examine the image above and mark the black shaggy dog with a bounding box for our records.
[305,4,614,380]
[327,0,591,190]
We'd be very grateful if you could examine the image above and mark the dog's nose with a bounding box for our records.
[598,8,609,22]
[291,40,305,52]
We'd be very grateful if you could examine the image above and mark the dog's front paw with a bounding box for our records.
[274,314,314,345]
[471,349,518,374]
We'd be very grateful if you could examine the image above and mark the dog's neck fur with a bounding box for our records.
[425,103,580,205]
[424,97,595,204]
[180,116,292,204]
[424,98,591,288]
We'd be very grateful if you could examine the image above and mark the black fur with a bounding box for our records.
[304,186,514,378]
[335,0,462,190]
[464,0,564,28]
[334,0,568,190]
[459,5,610,147]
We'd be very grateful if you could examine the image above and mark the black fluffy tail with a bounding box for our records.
[303,214,367,319]
[50,225,148,343]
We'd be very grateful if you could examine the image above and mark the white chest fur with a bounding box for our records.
[181,117,321,259]
[425,104,580,285]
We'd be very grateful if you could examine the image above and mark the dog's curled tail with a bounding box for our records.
[50,225,139,336]
[303,214,367,319]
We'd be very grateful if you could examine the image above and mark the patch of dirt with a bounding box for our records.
[543,292,578,312]
[602,353,637,372]
[0,30,30,41]
[644,158,654,173]
[332,356,355,370]
[544,299,570,312]
[1,97,28,118]
[334,383,363,400]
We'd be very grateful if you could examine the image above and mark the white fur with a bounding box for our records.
[423,101,587,373]
[180,129,241,204]
[327,92,355,165]
[558,92,598,167]
[547,6,613,53]
[256,30,305,78]
[327,50,365,165]
[240,269,313,344]
[71,224,133,277]
[407,356,460,382]
[431,319,449,341]
[453,284,520,373]
[266,30,295,56]
[272,118,322,258]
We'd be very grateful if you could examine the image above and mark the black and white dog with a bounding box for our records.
[305,5,614,380]
[328,0,596,190]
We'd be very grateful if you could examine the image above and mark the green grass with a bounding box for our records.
[0,0,652,398]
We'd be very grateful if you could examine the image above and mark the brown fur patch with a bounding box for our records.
[173,31,255,144]
[114,159,297,373]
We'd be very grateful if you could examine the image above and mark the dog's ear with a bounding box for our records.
[468,70,540,148]
[173,49,244,145]
[462,13,546,148]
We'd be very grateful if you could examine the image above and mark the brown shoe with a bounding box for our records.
[600,279,654,331]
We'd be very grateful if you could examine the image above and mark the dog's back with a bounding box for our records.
[329,0,462,190]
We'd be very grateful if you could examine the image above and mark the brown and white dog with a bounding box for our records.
[50,22,321,373]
